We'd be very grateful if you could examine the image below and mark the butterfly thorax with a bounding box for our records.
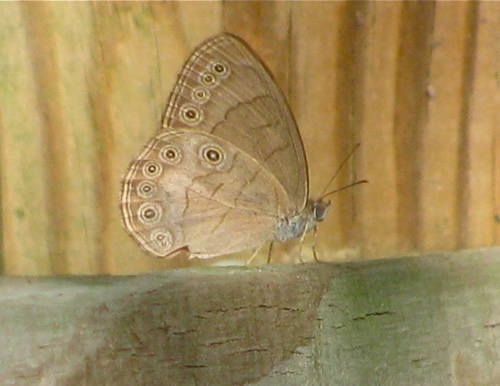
[274,199,331,243]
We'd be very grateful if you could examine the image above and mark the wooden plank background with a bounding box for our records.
[0,2,498,275]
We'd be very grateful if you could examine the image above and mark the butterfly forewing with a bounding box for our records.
[161,33,308,212]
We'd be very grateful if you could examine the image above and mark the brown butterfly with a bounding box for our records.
[120,33,335,260]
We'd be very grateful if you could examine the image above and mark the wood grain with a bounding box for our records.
[0,2,498,274]
[1,247,499,383]
[0,3,53,274]
[419,1,471,252]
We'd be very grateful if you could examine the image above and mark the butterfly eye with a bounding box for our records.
[210,61,230,79]
[191,87,210,104]
[138,202,163,225]
[200,144,225,166]
[150,228,173,251]
[143,161,163,178]
[137,180,157,199]
[179,104,203,126]
[159,145,182,165]
[199,71,219,88]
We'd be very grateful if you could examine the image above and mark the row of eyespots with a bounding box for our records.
[179,59,232,126]
[134,133,232,252]
[134,141,229,246]
[138,142,228,190]
[135,176,173,252]
[135,198,173,252]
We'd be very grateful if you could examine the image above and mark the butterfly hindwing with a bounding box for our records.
[120,130,289,258]
[161,33,308,212]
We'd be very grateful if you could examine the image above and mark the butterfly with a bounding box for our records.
[120,33,333,261]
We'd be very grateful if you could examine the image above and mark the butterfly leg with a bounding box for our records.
[297,229,309,264]
[311,225,322,262]
[266,242,275,264]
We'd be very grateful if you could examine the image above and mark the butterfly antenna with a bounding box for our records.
[319,143,362,198]
[320,179,368,200]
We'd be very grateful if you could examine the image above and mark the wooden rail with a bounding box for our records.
[1,247,499,383]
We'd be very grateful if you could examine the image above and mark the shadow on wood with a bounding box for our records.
[1,248,499,384]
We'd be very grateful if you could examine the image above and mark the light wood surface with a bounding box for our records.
[0,2,498,274]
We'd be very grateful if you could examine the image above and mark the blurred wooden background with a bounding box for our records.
[0,2,498,275]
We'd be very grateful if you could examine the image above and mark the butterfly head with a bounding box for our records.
[311,198,331,223]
